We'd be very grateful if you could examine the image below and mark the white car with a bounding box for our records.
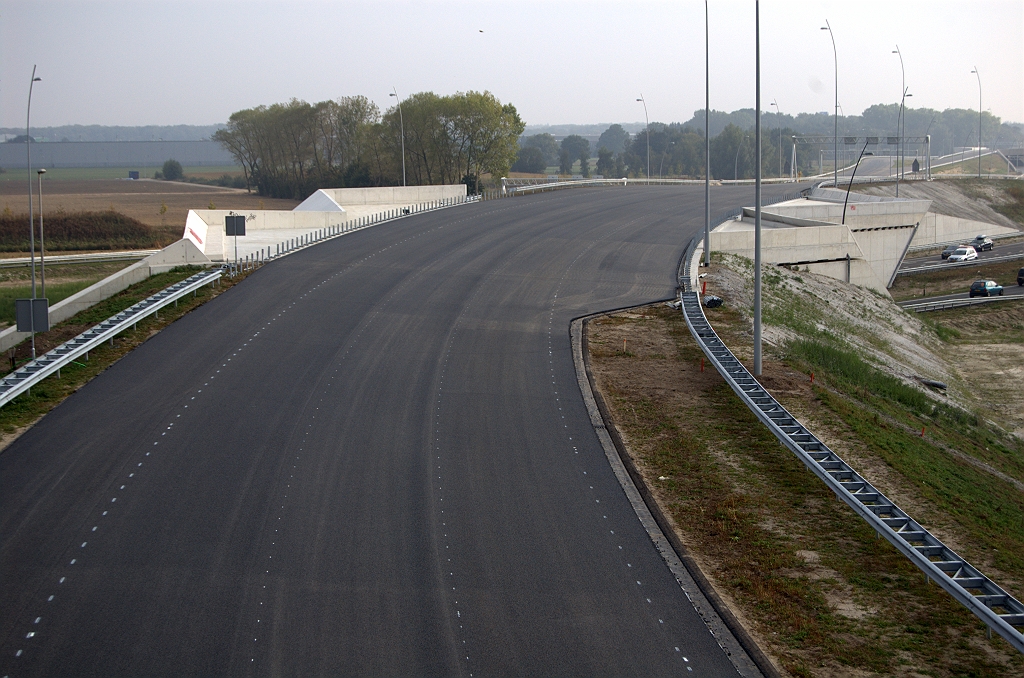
[948,246,978,262]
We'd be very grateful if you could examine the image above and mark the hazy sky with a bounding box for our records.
[2,0,1022,129]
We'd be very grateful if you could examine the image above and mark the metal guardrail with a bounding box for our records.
[0,268,223,410]
[0,250,160,269]
[505,177,802,197]
[226,196,470,274]
[677,236,1024,652]
[907,232,1024,254]
[898,251,1024,275]
[899,293,1024,313]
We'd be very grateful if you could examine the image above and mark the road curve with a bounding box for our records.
[1,185,798,676]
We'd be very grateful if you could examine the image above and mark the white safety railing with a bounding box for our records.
[227,196,470,275]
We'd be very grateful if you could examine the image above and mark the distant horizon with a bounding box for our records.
[2,2,1020,130]
[5,100,1022,138]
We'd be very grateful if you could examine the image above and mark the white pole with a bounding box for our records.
[754,1,762,376]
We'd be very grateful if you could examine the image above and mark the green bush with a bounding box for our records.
[0,211,176,252]
[162,159,183,181]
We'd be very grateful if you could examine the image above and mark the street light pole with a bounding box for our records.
[822,21,837,187]
[659,141,674,179]
[893,45,905,195]
[771,99,782,178]
[26,65,41,360]
[390,88,406,187]
[637,95,650,184]
[754,0,762,377]
[704,0,711,267]
[38,169,47,298]
[972,67,982,178]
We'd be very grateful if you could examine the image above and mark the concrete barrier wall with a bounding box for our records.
[0,239,210,353]
[760,198,930,229]
[851,226,916,287]
[296,185,467,210]
[711,222,890,293]
[911,213,1018,247]
[184,209,351,260]
[713,223,863,263]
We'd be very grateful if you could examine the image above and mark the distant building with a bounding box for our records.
[0,140,235,169]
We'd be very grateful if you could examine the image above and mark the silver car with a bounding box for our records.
[948,246,978,262]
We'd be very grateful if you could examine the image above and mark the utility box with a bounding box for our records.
[128,171,140,180]
[15,298,49,332]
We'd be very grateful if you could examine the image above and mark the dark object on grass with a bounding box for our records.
[703,295,723,308]
[918,378,947,391]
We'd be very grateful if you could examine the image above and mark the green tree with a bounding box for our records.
[561,135,590,176]
[558,149,573,174]
[512,147,546,173]
[595,148,614,177]
[519,133,559,166]
[162,159,183,181]
[597,124,630,155]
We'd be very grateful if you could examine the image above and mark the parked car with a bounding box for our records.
[941,243,966,259]
[948,246,978,262]
[970,235,994,251]
[969,280,1003,297]
[1018,267,1024,286]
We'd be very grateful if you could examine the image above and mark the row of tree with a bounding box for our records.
[512,122,800,180]
[214,91,524,199]
[510,103,1021,179]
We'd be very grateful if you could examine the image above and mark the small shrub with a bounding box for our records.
[162,159,183,181]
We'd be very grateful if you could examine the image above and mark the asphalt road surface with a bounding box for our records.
[901,239,1024,272]
[1,185,801,677]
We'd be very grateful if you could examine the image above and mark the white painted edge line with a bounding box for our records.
[570,318,762,678]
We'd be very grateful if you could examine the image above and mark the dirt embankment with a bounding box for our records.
[859,180,1022,230]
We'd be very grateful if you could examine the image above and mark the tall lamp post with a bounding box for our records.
[659,141,675,178]
[703,0,711,267]
[27,66,42,359]
[754,0,763,376]
[390,88,406,187]
[892,45,905,195]
[38,169,47,298]
[771,99,782,178]
[896,87,912,194]
[637,95,650,184]
[821,21,838,187]
[971,67,982,178]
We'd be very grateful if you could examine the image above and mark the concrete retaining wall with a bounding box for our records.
[295,185,466,210]
[911,213,1018,247]
[0,239,210,353]
[184,209,350,260]
[757,198,930,229]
